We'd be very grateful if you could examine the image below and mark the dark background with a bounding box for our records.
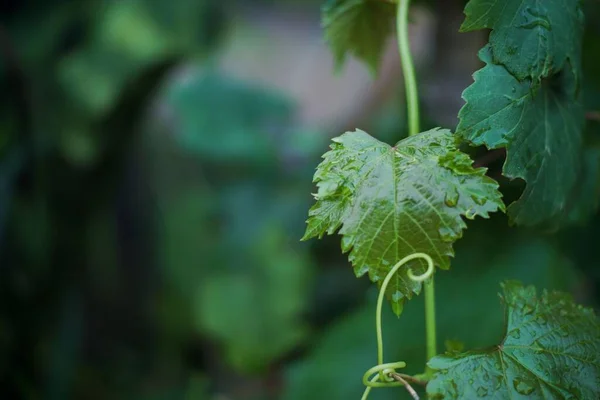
[1,1,599,399]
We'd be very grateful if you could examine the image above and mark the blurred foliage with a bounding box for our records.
[0,0,598,400]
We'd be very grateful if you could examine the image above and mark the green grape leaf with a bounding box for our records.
[427,281,600,399]
[457,46,584,227]
[302,128,504,315]
[322,0,396,74]
[461,0,584,81]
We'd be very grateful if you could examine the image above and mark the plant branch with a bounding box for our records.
[397,0,438,377]
[397,0,420,136]
[424,276,437,377]
[390,373,420,400]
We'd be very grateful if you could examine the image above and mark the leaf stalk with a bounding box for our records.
[397,0,420,137]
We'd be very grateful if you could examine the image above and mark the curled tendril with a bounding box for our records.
[360,253,435,400]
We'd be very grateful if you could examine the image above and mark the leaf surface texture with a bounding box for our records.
[458,47,584,226]
[303,128,504,314]
[427,281,600,399]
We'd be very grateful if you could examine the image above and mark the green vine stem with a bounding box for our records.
[397,0,438,378]
[361,253,434,400]
[397,0,419,137]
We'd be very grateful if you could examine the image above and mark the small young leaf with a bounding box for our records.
[457,46,584,227]
[303,128,504,314]
[461,0,584,81]
[427,281,600,399]
[322,0,396,74]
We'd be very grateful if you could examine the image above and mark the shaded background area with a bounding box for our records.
[0,1,599,399]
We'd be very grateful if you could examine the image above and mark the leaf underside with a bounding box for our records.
[303,128,504,315]
[461,0,584,81]
[457,46,584,227]
[427,281,600,399]
[322,0,395,74]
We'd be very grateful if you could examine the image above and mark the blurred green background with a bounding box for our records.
[1,1,599,399]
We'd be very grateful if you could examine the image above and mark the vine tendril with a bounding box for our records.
[360,253,434,400]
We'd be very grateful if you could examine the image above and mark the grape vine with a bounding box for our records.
[304,0,600,399]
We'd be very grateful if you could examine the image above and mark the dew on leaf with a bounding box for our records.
[520,6,551,31]
[470,194,487,206]
[438,226,455,243]
[513,378,536,395]
[522,304,534,315]
[509,328,521,339]
[444,189,459,207]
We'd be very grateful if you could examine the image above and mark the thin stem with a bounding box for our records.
[361,254,434,400]
[397,0,438,376]
[397,0,420,136]
[390,373,420,400]
[424,278,437,377]
[375,253,433,370]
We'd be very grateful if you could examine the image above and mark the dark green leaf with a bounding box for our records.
[322,0,396,74]
[457,46,584,227]
[303,128,504,314]
[427,281,600,399]
[461,0,584,81]
[285,214,577,400]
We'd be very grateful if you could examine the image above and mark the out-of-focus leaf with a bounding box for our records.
[161,187,218,298]
[284,215,577,400]
[57,0,222,118]
[165,70,294,164]
[194,227,312,372]
[427,281,600,399]
[561,147,600,225]
[461,0,584,81]
[303,128,503,315]
[457,46,584,228]
[322,0,395,74]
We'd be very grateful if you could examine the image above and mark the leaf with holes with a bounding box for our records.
[427,281,600,399]
[457,46,584,227]
[461,0,584,81]
[322,0,396,74]
[302,128,504,315]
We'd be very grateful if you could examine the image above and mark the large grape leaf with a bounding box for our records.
[427,281,600,399]
[461,0,584,81]
[457,46,584,227]
[322,0,396,74]
[302,128,504,315]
